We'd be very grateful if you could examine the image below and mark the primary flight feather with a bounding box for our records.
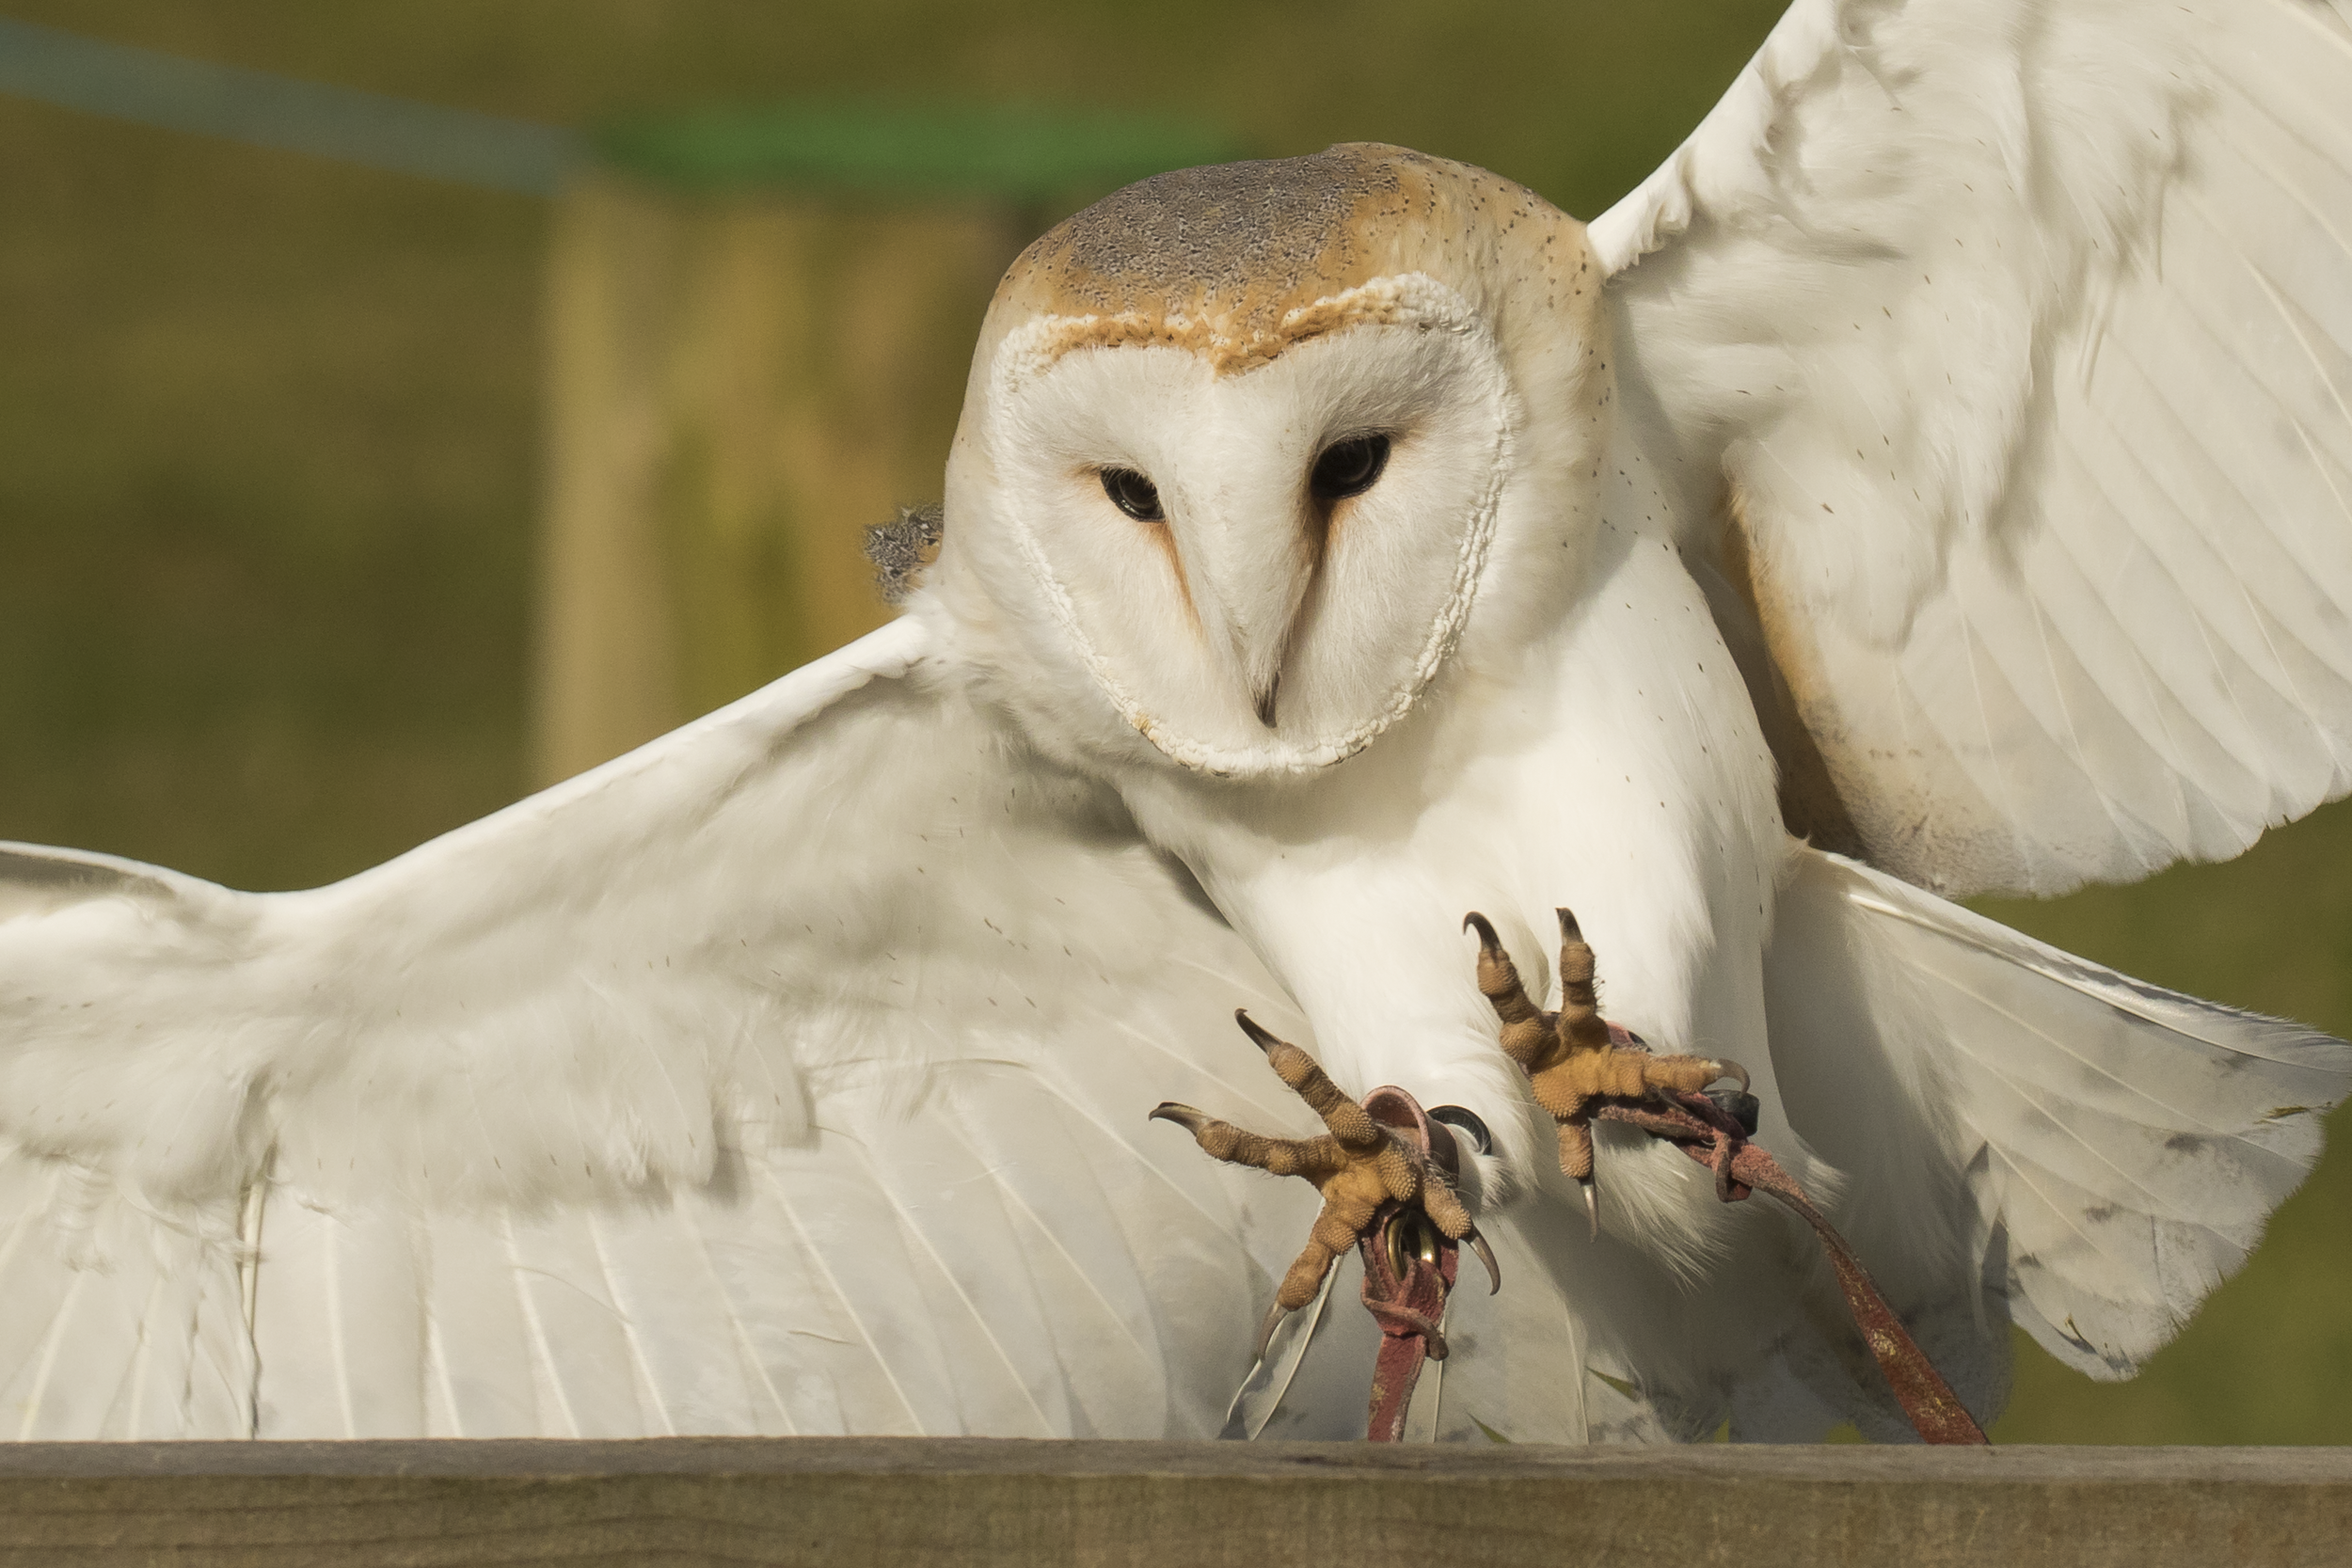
[4,0,2351,1442]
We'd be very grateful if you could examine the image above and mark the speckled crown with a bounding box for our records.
[967,143,1594,382]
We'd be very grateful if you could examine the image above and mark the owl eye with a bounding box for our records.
[1100,467,1165,522]
[1310,434,1391,503]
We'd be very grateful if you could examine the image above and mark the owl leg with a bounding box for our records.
[1469,909,1750,1229]
[1467,919,1979,1445]
[1152,1010,1497,1359]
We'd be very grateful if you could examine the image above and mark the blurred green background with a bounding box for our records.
[1,0,2346,1444]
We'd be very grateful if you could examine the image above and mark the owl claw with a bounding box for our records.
[1469,907,1765,1203]
[1233,1008,1281,1053]
[1148,1102,1211,1134]
[1152,1022,1483,1398]
[1467,1228,1501,1294]
[1254,1296,1290,1361]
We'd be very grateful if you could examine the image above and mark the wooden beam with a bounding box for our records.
[0,1438,2344,1566]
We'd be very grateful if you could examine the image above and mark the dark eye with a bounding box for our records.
[1101,467,1164,522]
[1309,434,1391,503]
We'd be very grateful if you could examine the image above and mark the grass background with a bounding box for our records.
[1,0,2346,1443]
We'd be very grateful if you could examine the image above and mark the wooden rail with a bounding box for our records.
[0,1439,2344,1566]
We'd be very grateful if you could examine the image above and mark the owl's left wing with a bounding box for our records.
[1598,0,2352,898]
[0,616,1330,1439]
[1762,846,2352,1415]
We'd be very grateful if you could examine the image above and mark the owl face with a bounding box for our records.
[937,146,1605,781]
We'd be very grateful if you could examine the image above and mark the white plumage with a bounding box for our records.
[4,0,2352,1442]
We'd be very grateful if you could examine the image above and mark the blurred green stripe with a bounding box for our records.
[0,20,1239,202]
[593,99,1242,198]
[0,16,580,194]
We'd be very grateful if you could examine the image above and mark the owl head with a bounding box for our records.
[930,144,1611,781]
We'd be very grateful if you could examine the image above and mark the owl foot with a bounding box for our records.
[1464,909,1752,1234]
[1151,1010,1499,1361]
[1460,910,1983,1444]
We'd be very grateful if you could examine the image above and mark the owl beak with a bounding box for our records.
[1217,589,1302,734]
[1184,511,1315,734]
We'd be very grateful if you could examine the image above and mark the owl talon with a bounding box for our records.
[1468,907,1766,1199]
[1148,1102,1211,1134]
[1233,1008,1285,1054]
[1466,912,1551,1068]
[1254,1296,1291,1361]
[1152,1015,1487,1410]
[1467,1229,1501,1294]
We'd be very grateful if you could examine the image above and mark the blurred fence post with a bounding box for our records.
[533,104,1239,785]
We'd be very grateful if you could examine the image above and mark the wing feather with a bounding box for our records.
[1607,0,2352,895]
[1766,847,2352,1385]
[0,616,1318,1437]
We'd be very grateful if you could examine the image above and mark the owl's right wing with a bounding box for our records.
[0,614,1328,1439]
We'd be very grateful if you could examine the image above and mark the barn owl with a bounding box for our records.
[4,0,2352,1444]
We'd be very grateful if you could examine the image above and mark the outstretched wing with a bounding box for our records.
[1600,0,2352,897]
[0,615,1325,1438]
[1761,847,2352,1433]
